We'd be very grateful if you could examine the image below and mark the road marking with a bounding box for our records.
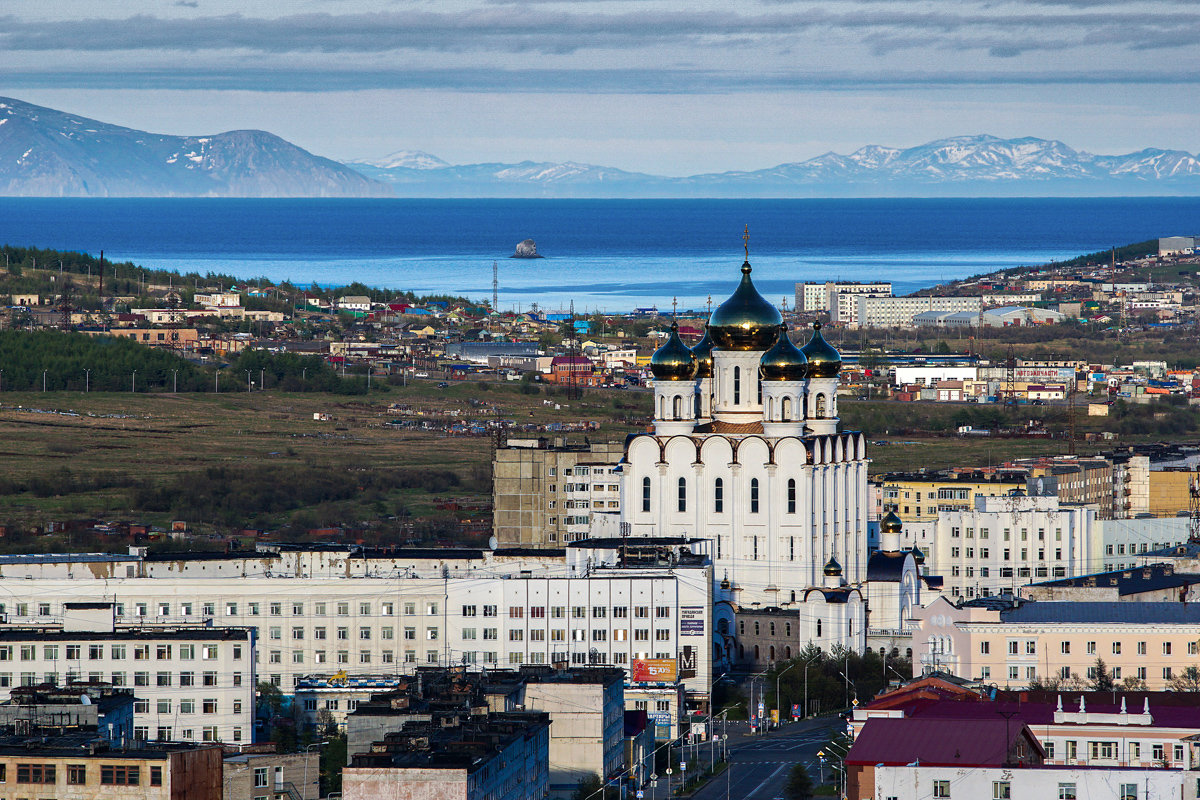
[745,763,787,800]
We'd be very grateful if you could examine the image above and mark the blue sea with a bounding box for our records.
[0,197,1196,312]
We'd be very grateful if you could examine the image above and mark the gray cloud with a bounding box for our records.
[0,7,1199,56]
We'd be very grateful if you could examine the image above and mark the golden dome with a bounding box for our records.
[691,328,715,379]
[881,511,903,534]
[649,322,698,381]
[707,262,782,351]
[800,321,842,378]
[910,546,926,565]
[823,556,843,577]
[759,324,808,382]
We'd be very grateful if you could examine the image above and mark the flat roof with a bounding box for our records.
[0,628,250,642]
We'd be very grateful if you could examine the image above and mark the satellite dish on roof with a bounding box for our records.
[80,695,92,705]
[488,536,499,550]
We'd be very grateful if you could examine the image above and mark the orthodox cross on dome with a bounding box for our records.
[706,295,713,316]
[742,225,750,261]
[671,296,678,318]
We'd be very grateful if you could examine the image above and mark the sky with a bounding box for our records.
[1,0,1198,175]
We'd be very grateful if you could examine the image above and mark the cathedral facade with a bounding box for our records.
[619,258,869,666]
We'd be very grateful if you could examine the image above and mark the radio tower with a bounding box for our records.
[1189,473,1200,544]
[1004,345,1018,414]
[492,261,498,312]
[57,278,75,330]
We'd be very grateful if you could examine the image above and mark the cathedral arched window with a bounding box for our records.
[641,477,651,513]
[757,380,762,405]
[677,477,687,512]
[717,618,728,635]
[781,396,792,421]
[750,478,759,513]
[815,393,827,418]
[816,619,822,638]
[714,478,724,513]
[733,367,741,405]
[672,395,682,420]
[785,646,792,659]
[787,479,796,514]
[769,645,775,661]
[754,645,760,660]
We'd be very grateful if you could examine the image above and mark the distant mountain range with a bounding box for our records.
[0,97,390,197]
[349,135,1200,198]
[3,96,1200,198]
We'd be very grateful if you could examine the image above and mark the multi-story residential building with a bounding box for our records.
[492,438,624,547]
[0,684,135,744]
[342,713,551,800]
[0,544,712,713]
[0,602,254,745]
[795,281,892,318]
[222,752,319,800]
[878,470,1026,523]
[853,296,983,329]
[911,595,1200,689]
[0,735,224,800]
[902,494,1096,601]
[1008,456,1113,518]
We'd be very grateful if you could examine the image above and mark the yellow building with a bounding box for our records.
[879,471,1026,522]
[1149,469,1197,517]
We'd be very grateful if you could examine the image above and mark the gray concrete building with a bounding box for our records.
[492,438,625,547]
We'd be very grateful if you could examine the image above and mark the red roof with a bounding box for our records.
[846,717,1043,767]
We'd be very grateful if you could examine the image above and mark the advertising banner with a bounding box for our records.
[631,658,678,682]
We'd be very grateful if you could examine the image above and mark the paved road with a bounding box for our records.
[686,718,841,800]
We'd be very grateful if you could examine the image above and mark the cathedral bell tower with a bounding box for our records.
[649,321,698,435]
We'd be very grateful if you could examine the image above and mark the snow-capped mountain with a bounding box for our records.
[352,134,1200,197]
[0,97,392,197]
[356,150,450,170]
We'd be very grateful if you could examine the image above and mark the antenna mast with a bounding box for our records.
[492,261,498,312]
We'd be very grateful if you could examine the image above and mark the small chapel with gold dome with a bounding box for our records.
[619,246,869,663]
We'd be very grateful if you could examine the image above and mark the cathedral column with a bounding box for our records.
[728,462,742,594]
[765,463,778,596]
[800,463,814,588]
[656,460,669,536]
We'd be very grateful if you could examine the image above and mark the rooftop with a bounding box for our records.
[999,601,1200,625]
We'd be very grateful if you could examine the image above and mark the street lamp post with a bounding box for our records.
[172,369,178,394]
[775,661,801,724]
[302,741,326,800]
[246,370,252,393]
[84,369,90,393]
[131,370,137,393]
[42,369,47,392]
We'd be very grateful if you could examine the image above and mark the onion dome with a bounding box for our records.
[800,321,842,378]
[881,511,903,534]
[708,262,783,351]
[823,556,843,577]
[759,324,809,382]
[691,327,716,379]
[649,322,698,381]
[910,546,926,566]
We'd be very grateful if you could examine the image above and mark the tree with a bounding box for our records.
[1088,658,1114,692]
[1167,666,1200,691]
[783,762,814,800]
[571,773,615,800]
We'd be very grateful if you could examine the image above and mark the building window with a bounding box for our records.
[750,479,759,513]
[642,477,651,513]
[932,779,950,798]
[678,477,687,512]
[68,764,86,784]
[101,765,140,785]
[17,764,56,784]
[733,366,741,405]
[787,479,796,514]
[714,478,723,513]
[1057,784,1076,800]
[993,781,1010,799]
[1120,784,1138,800]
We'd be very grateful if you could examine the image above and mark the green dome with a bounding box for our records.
[823,556,843,577]
[759,324,808,382]
[708,262,782,351]
[881,511,903,534]
[691,327,716,379]
[650,322,698,381]
[800,321,842,378]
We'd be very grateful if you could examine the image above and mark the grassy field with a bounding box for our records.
[0,379,652,539]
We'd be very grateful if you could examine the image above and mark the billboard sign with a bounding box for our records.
[680,606,705,636]
[631,658,678,683]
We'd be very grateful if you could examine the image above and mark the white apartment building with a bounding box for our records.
[872,764,1185,800]
[0,547,712,705]
[854,295,983,328]
[193,292,241,309]
[795,281,891,318]
[0,603,254,745]
[894,494,1096,600]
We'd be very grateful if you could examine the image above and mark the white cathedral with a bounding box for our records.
[618,255,873,665]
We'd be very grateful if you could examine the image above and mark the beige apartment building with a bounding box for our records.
[912,596,1200,689]
[0,738,223,800]
[222,751,319,800]
[492,438,624,547]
